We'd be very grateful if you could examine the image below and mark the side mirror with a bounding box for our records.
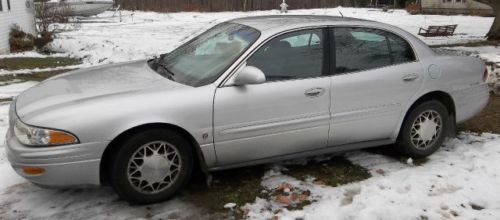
[233,66,266,86]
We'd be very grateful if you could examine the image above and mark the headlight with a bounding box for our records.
[14,120,79,146]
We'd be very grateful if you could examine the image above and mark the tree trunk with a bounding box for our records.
[475,0,500,40]
[487,5,500,40]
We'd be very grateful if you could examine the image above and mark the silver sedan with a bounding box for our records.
[6,15,490,204]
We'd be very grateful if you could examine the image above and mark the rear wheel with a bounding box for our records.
[397,100,450,158]
[110,129,193,204]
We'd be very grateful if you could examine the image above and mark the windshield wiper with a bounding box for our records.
[149,56,175,81]
[157,62,176,81]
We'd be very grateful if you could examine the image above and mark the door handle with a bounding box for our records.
[402,74,419,82]
[305,88,325,98]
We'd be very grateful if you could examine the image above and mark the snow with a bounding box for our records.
[0,164,24,189]
[0,7,499,219]
[244,133,500,220]
[406,157,414,165]
[48,8,493,67]
[0,51,70,59]
[442,46,500,70]
[0,81,38,99]
[0,104,11,153]
[224,203,237,209]
[0,65,85,76]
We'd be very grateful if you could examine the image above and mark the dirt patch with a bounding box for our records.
[366,146,430,166]
[0,70,75,83]
[268,182,312,210]
[285,156,371,187]
[0,98,13,102]
[0,57,80,83]
[176,157,372,218]
[181,166,268,218]
[0,57,80,71]
[469,203,485,210]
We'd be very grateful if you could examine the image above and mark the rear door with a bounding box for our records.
[329,27,424,145]
[213,28,332,166]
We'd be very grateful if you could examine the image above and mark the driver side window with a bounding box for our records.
[247,29,325,81]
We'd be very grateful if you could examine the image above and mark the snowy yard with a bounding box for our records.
[51,8,494,66]
[1,7,500,219]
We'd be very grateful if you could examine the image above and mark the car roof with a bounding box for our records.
[229,15,373,32]
[227,15,436,62]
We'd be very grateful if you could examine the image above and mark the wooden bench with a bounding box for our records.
[418,25,457,37]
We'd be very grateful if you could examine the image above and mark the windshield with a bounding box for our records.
[153,23,260,87]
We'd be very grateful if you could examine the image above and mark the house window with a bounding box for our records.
[0,0,3,12]
[7,0,10,10]
[442,0,452,3]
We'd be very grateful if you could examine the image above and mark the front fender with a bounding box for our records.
[20,84,218,167]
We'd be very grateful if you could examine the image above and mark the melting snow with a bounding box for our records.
[244,134,500,220]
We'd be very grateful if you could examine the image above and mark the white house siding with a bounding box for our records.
[421,0,493,15]
[0,0,36,54]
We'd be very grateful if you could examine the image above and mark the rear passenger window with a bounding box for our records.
[333,27,416,74]
[388,33,416,64]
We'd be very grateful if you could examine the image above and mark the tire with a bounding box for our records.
[110,129,193,204]
[397,100,450,158]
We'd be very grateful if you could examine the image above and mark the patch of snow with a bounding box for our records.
[0,164,25,189]
[0,51,70,59]
[0,104,11,155]
[224,203,237,209]
[406,157,413,165]
[244,133,500,220]
[0,65,86,76]
[48,8,492,67]
[0,81,38,99]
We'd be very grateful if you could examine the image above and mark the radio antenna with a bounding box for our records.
[338,10,344,18]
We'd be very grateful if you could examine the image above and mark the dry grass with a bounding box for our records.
[0,57,80,71]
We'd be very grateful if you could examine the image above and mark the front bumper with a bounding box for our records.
[5,129,109,188]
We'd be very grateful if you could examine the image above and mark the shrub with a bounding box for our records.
[9,25,35,53]
[9,24,55,53]
[34,31,54,51]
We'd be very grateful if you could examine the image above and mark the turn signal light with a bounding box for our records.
[49,130,78,145]
[23,166,45,175]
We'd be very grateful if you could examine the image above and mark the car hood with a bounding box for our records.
[16,60,185,119]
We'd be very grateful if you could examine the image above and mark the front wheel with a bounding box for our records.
[110,129,193,204]
[397,100,450,158]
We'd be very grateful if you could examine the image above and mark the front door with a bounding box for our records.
[213,28,331,166]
